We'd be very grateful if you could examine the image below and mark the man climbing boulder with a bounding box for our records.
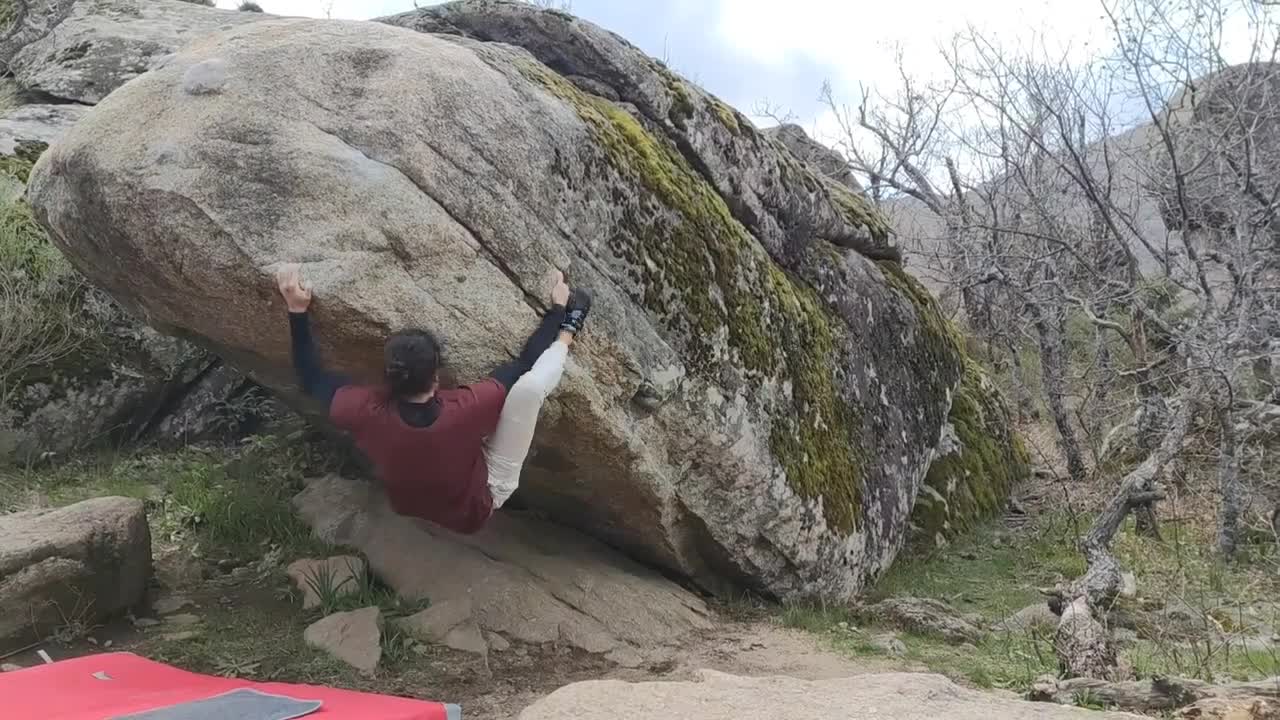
[26,2,1025,601]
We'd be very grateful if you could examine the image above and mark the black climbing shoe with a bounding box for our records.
[560,288,593,335]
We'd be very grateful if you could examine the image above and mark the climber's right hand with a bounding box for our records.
[551,269,570,308]
[276,263,312,314]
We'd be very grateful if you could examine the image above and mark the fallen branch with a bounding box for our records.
[1029,674,1280,712]
[1050,400,1192,679]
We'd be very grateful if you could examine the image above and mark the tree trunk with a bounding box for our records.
[1034,309,1089,484]
[1216,403,1243,558]
[1029,675,1280,712]
[1050,403,1191,679]
[1005,337,1038,422]
[1133,379,1169,539]
[1252,354,1276,403]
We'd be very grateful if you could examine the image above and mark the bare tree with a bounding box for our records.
[801,0,1280,685]
[814,46,1096,486]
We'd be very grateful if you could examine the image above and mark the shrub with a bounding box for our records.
[238,1,264,11]
[0,196,88,408]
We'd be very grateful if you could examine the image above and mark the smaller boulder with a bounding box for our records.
[286,556,366,610]
[865,597,984,645]
[486,632,511,652]
[303,606,382,674]
[1120,572,1138,599]
[871,633,907,656]
[0,497,151,647]
[397,599,487,657]
[163,613,201,627]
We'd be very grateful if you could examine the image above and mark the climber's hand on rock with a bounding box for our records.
[277,263,312,313]
[551,269,570,308]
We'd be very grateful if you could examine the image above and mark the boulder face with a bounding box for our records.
[911,359,1030,546]
[29,3,1023,599]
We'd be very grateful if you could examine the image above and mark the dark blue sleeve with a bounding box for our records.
[490,306,566,390]
[289,311,350,409]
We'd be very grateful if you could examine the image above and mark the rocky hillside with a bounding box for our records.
[9,0,1027,600]
[0,0,280,463]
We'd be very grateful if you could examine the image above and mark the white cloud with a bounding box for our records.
[714,0,1110,91]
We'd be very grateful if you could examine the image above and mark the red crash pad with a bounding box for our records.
[0,652,456,720]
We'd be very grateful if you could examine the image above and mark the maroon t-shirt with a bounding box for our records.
[329,378,508,534]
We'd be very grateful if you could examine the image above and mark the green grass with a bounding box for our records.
[779,600,1058,689]
[290,557,429,620]
[0,433,343,560]
[781,512,1280,692]
[141,593,363,684]
[875,516,1086,619]
[1129,638,1280,681]
[898,631,1057,690]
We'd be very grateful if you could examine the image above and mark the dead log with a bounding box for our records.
[1029,674,1280,713]
[1051,402,1192,679]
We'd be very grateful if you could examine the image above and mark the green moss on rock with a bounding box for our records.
[829,182,892,243]
[872,260,1028,544]
[913,360,1031,544]
[709,99,741,136]
[651,62,695,126]
[877,260,963,370]
[523,61,865,532]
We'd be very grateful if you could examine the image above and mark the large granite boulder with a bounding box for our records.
[27,3,1024,599]
[0,496,151,648]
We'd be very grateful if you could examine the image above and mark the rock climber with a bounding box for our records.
[275,263,591,534]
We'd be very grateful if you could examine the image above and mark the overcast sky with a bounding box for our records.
[216,0,1268,142]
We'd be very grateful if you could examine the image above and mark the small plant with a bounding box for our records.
[213,655,261,678]
[237,1,263,11]
[379,628,413,666]
[300,560,361,616]
[300,558,427,620]
[0,196,91,410]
